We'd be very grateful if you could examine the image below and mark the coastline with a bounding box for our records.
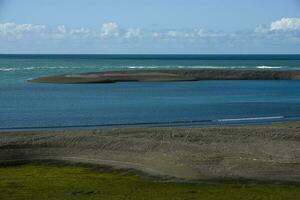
[30,69,300,84]
[1,121,300,183]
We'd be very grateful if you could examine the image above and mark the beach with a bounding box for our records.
[1,0,300,197]
[1,55,300,190]
[1,121,300,183]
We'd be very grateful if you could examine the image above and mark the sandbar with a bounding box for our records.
[30,69,300,84]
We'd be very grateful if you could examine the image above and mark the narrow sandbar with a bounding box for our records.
[30,69,300,84]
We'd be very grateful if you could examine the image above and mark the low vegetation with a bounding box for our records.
[0,164,299,200]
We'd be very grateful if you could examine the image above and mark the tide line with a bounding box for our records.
[217,116,284,122]
[1,115,298,131]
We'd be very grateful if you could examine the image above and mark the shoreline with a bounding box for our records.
[1,121,300,183]
[1,118,300,132]
[30,69,300,84]
[1,114,300,132]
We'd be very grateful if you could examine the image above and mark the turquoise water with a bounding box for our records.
[1,55,300,130]
[1,54,300,83]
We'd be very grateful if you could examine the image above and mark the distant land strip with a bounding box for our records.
[30,69,300,84]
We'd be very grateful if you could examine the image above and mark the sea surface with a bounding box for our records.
[1,54,300,130]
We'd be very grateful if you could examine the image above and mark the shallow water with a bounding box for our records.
[1,80,300,129]
[1,55,300,130]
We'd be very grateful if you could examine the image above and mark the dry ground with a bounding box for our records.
[1,122,300,183]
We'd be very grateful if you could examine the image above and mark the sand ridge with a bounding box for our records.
[30,69,300,84]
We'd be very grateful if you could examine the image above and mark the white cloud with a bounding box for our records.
[255,24,269,34]
[196,29,206,37]
[0,22,46,38]
[0,21,230,41]
[50,25,68,39]
[54,25,90,38]
[70,28,90,37]
[0,22,93,40]
[1,19,299,52]
[161,29,218,39]
[152,32,161,38]
[57,25,67,34]
[270,18,300,31]
[100,22,119,37]
[125,28,141,38]
[166,30,178,37]
[256,17,300,33]
[166,30,195,38]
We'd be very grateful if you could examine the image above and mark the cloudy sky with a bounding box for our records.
[0,0,300,54]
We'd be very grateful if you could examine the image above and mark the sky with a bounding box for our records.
[0,0,300,54]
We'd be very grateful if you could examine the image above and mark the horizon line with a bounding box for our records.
[0,53,300,55]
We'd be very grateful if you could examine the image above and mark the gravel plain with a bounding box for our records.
[0,122,300,183]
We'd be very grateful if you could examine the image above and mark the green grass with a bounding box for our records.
[0,164,299,200]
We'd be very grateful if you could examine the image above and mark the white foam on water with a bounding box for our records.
[256,66,283,69]
[0,66,101,72]
[0,68,17,71]
[128,66,158,69]
[126,66,252,69]
[174,66,262,69]
[0,65,294,72]
[24,67,35,70]
[217,116,284,122]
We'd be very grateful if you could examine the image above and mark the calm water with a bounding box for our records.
[1,54,300,130]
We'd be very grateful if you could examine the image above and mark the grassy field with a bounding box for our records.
[0,164,299,200]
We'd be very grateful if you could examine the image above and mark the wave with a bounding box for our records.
[128,66,250,69]
[0,66,98,72]
[217,116,284,122]
[189,66,249,69]
[25,66,90,70]
[0,68,16,71]
[128,66,158,69]
[256,66,283,69]
[127,65,289,70]
[127,65,288,70]
[1,115,294,130]
[0,65,295,72]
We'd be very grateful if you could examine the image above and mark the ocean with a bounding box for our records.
[1,54,300,130]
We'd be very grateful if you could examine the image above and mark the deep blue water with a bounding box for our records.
[1,54,300,130]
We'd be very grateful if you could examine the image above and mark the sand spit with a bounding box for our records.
[1,122,300,183]
[30,69,300,84]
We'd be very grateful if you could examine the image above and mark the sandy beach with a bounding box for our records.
[30,69,300,84]
[1,121,300,183]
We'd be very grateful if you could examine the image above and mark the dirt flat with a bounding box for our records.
[30,69,300,84]
[1,122,300,183]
